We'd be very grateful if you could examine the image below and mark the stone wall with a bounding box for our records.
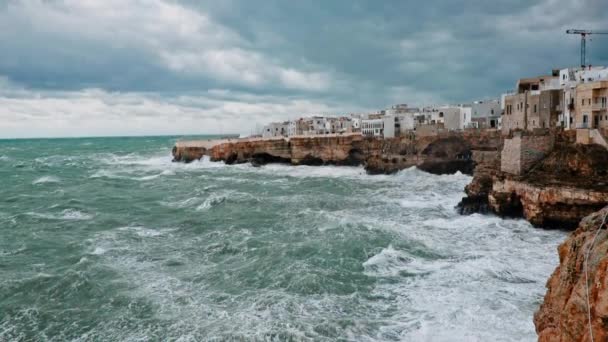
[500,132,554,175]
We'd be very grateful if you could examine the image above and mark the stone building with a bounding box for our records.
[471,100,501,129]
[502,73,562,134]
[262,122,290,138]
[575,81,608,130]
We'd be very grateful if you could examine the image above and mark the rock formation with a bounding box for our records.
[173,131,502,175]
[458,133,608,229]
[535,206,608,341]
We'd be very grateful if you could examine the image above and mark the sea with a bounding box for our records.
[0,136,566,341]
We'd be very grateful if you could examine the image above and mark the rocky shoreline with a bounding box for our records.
[457,133,608,229]
[535,206,608,341]
[172,131,501,175]
[173,129,608,339]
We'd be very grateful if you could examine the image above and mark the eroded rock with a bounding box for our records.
[535,206,608,341]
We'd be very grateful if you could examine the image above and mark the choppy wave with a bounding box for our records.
[32,175,61,184]
[0,136,567,341]
[26,209,93,221]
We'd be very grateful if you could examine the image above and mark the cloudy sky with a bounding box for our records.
[1,0,607,138]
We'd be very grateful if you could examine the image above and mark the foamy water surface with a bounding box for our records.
[0,136,566,341]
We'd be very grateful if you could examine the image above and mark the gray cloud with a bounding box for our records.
[0,0,607,138]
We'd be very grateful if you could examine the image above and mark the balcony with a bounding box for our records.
[592,103,608,111]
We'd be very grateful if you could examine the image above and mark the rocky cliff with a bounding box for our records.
[173,131,502,175]
[458,136,608,229]
[535,206,608,341]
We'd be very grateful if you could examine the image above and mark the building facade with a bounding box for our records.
[262,122,290,138]
[471,100,501,129]
[575,81,608,129]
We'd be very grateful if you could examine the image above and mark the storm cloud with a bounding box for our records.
[1,0,607,138]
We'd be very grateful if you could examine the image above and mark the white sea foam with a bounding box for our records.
[7,148,567,341]
[91,247,107,255]
[0,155,10,161]
[195,194,227,211]
[255,164,367,179]
[26,209,93,221]
[118,226,165,237]
[32,175,61,184]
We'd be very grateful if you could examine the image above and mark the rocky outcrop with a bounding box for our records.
[458,134,608,229]
[457,150,501,215]
[535,206,608,341]
[489,180,608,229]
[173,131,502,175]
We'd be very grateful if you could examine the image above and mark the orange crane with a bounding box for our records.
[566,29,608,68]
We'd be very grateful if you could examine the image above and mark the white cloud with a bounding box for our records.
[0,85,359,139]
[1,0,332,92]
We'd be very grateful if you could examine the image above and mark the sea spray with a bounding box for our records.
[0,136,565,341]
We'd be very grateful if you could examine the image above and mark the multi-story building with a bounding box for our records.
[262,121,290,138]
[325,117,353,134]
[575,81,608,130]
[470,100,501,129]
[361,118,385,137]
[361,115,399,138]
[350,115,362,132]
[559,66,608,129]
[502,72,562,134]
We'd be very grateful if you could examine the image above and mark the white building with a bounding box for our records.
[470,100,501,129]
[351,116,361,131]
[262,122,289,138]
[558,66,608,129]
[460,106,472,129]
[395,113,416,132]
[361,118,385,137]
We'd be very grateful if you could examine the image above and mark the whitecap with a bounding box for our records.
[118,226,164,237]
[160,197,201,209]
[90,247,107,255]
[256,164,367,179]
[61,209,93,220]
[26,209,93,221]
[32,176,61,185]
[136,173,162,181]
[0,155,10,161]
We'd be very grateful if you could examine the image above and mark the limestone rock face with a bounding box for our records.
[489,180,607,229]
[535,206,608,341]
[173,131,502,175]
[458,140,608,229]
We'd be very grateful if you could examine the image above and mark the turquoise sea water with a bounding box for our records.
[0,136,566,341]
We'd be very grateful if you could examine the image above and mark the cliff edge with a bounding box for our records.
[458,134,608,229]
[535,206,608,341]
[173,131,502,175]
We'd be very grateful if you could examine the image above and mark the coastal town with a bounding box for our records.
[173,65,608,340]
[257,65,608,146]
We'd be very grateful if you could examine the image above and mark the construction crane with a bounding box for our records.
[566,29,608,68]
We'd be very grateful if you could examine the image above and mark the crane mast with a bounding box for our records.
[566,29,608,68]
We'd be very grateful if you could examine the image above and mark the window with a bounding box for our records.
[582,99,585,106]
[534,104,537,113]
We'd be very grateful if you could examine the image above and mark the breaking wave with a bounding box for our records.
[26,209,93,221]
[32,175,61,184]
[0,136,567,341]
